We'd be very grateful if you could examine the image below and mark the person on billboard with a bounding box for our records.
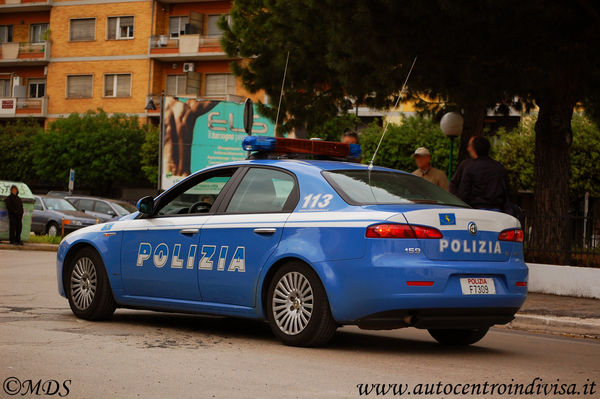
[163,97,218,177]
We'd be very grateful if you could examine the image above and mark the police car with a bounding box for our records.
[56,136,527,347]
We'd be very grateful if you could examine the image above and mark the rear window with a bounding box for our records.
[322,170,468,207]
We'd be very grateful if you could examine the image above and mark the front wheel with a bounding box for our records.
[267,261,337,347]
[66,247,116,320]
[428,328,489,345]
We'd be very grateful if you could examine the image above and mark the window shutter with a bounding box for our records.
[116,74,131,97]
[207,15,222,36]
[189,12,203,35]
[104,74,114,96]
[67,75,93,98]
[70,19,95,41]
[107,17,117,40]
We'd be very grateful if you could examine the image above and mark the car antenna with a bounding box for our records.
[274,51,290,136]
[368,56,417,171]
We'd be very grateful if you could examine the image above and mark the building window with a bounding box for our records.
[206,15,227,36]
[205,74,236,97]
[30,23,49,43]
[166,75,186,96]
[169,16,189,38]
[104,74,131,97]
[0,79,10,97]
[66,75,93,98]
[69,18,95,41]
[0,25,13,43]
[107,16,134,40]
[28,80,45,98]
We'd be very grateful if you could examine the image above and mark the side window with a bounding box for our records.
[156,169,235,216]
[226,168,296,214]
[34,198,43,211]
[77,199,95,212]
[95,201,112,214]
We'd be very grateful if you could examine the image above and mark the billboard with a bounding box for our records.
[161,97,275,190]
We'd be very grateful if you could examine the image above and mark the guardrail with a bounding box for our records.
[149,35,222,53]
[0,97,47,116]
[0,41,50,61]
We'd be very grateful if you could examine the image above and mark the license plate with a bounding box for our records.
[460,277,496,295]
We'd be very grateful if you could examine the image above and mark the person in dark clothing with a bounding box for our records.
[449,137,475,196]
[456,137,509,211]
[6,185,24,245]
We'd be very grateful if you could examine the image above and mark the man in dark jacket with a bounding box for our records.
[456,137,509,211]
[6,185,24,245]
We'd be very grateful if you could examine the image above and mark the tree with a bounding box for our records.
[358,116,457,174]
[221,0,352,135]
[140,124,160,186]
[0,119,42,184]
[495,114,600,200]
[308,114,360,142]
[34,110,146,196]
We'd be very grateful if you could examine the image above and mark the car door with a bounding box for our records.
[197,166,299,307]
[93,200,115,221]
[120,167,240,301]
[31,197,45,233]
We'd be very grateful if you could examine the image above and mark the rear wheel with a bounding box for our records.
[428,328,489,345]
[267,261,337,347]
[47,222,59,237]
[66,247,116,320]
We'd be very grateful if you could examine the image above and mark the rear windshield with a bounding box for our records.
[322,170,468,207]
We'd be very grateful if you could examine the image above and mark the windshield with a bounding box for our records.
[112,201,137,216]
[323,170,468,207]
[42,197,78,211]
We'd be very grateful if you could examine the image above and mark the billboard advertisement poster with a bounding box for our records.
[161,96,275,191]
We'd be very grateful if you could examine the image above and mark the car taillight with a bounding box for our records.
[366,224,443,239]
[498,229,524,242]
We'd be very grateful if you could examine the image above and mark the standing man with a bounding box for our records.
[449,137,475,195]
[412,147,449,191]
[6,185,24,245]
[456,136,509,211]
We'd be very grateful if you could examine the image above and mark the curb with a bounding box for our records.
[501,313,600,339]
[0,243,59,252]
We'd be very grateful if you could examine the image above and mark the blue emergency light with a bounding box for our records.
[242,136,361,159]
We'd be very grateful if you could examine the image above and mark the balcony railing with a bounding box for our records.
[149,35,223,56]
[0,41,50,62]
[0,97,47,117]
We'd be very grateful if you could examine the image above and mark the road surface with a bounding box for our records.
[1,250,598,398]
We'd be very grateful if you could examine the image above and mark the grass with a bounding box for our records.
[27,234,62,245]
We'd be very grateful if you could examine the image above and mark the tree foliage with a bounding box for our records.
[308,114,360,142]
[0,119,42,183]
[140,124,160,186]
[358,116,457,175]
[495,114,600,199]
[33,110,146,195]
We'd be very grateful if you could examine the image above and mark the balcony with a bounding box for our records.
[0,0,52,13]
[149,35,229,61]
[0,97,47,118]
[0,41,50,65]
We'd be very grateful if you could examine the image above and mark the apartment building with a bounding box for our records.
[0,0,263,125]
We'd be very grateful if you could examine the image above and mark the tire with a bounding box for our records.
[47,222,59,237]
[66,247,116,320]
[266,261,337,347]
[428,328,489,345]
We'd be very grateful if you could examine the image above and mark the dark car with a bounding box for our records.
[66,196,137,222]
[32,195,98,236]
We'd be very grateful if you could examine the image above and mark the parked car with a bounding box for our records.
[32,195,98,236]
[46,191,72,198]
[66,196,137,222]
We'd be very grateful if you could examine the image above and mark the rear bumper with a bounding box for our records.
[356,307,519,330]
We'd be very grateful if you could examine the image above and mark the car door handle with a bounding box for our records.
[253,228,277,235]
[180,228,199,235]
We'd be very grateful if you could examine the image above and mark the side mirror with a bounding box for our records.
[136,196,154,215]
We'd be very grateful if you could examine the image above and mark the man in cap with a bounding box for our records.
[412,147,449,191]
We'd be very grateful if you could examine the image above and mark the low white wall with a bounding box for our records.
[527,263,600,299]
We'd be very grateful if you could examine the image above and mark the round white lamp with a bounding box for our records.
[440,112,464,179]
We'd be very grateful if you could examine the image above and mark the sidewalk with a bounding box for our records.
[1,242,598,339]
[500,293,600,339]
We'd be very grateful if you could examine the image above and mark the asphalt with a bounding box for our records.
[1,243,599,339]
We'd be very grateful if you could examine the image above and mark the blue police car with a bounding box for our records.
[56,136,527,347]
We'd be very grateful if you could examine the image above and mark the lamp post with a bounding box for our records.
[440,112,464,180]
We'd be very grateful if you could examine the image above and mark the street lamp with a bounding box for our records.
[440,112,464,179]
